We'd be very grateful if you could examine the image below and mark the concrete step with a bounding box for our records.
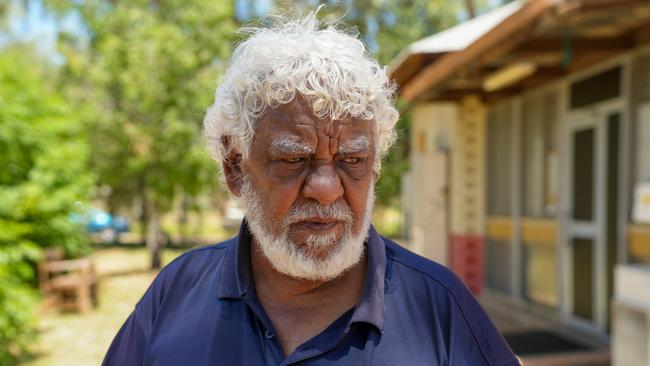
[520,349,610,366]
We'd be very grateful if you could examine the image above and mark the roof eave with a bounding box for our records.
[399,0,557,103]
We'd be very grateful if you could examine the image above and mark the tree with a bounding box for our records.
[464,0,477,19]
[275,0,491,65]
[0,45,93,365]
[57,0,237,268]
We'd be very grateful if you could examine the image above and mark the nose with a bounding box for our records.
[303,163,344,206]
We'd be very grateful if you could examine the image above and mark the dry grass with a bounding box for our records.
[20,247,188,366]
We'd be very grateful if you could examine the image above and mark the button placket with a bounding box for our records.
[264,329,274,339]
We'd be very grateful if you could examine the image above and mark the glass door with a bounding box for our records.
[564,105,621,334]
[567,120,598,325]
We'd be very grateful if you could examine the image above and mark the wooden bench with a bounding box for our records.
[37,248,99,313]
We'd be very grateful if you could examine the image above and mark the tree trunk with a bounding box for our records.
[197,207,204,239]
[464,0,477,19]
[144,191,162,270]
[139,185,148,245]
[107,194,120,244]
[178,192,189,245]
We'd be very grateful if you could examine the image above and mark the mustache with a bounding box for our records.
[284,200,354,224]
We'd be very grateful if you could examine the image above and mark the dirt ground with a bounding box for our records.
[21,247,187,366]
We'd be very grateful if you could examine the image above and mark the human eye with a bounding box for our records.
[340,153,367,165]
[342,156,361,165]
[337,155,368,178]
[283,157,306,164]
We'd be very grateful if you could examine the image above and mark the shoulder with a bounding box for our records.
[143,237,236,303]
[381,237,517,365]
[381,236,485,329]
[382,236,484,319]
[382,237,468,296]
[163,238,234,274]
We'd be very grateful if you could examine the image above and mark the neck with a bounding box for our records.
[250,237,368,357]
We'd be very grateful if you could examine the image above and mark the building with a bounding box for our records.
[390,0,650,363]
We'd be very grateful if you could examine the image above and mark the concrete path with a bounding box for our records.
[480,294,610,366]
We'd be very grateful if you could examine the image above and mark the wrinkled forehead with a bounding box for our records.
[256,97,376,152]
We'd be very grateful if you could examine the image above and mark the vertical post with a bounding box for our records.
[511,97,523,299]
[619,55,632,266]
[595,109,607,330]
[451,95,486,294]
[77,261,92,313]
[558,80,571,321]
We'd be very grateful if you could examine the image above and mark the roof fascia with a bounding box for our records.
[401,0,557,103]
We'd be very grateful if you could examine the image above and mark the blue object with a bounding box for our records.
[87,210,113,233]
[112,216,130,233]
[103,221,519,366]
[83,209,129,234]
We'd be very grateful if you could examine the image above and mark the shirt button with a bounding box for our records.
[264,329,274,339]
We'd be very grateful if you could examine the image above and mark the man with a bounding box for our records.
[103,13,519,366]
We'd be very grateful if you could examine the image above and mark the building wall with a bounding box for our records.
[407,98,488,294]
[449,96,487,294]
[629,51,650,262]
[451,96,486,236]
[408,103,455,266]
[483,88,562,306]
[480,53,650,335]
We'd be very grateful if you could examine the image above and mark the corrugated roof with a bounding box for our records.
[392,0,650,102]
[391,1,524,69]
[411,1,524,54]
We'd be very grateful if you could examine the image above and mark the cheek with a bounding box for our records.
[260,178,304,220]
[342,178,372,220]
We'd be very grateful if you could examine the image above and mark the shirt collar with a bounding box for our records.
[350,225,386,332]
[217,220,254,299]
[217,220,386,332]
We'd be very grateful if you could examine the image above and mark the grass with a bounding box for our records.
[20,247,188,366]
[20,208,403,365]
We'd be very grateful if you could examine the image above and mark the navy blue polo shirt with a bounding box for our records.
[103,222,519,365]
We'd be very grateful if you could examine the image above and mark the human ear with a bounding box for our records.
[220,137,244,197]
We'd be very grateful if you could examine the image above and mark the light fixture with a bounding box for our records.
[482,62,537,92]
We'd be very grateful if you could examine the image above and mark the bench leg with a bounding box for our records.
[76,282,91,313]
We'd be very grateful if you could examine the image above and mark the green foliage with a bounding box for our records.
[0,274,38,366]
[0,46,94,364]
[283,0,492,65]
[58,0,237,215]
[376,111,410,206]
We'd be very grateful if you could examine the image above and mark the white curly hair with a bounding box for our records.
[203,11,399,173]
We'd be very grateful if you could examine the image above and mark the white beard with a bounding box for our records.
[238,179,374,281]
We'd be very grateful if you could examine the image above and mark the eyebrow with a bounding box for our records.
[269,136,314,155]
[338,136,370,155]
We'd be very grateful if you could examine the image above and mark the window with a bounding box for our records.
[570,67,621,109]
[486,102,513,215]
[638,104,650,184]
[486,101,514,294]
[521,90,560,217]
[486,239,513,295]
[632,55,650,187]
[522,244,557,306]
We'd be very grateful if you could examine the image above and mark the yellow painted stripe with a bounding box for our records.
[521,218,557,247]
[487,216,513,241]
[629,224,650,260]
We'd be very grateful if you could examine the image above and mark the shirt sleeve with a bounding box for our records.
[446,285,520,366]
[102,256,183,366]
[102,311,149,366]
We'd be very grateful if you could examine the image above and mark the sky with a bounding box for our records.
[2,0,86,63]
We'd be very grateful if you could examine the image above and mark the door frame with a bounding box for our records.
[561,99,624,335]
